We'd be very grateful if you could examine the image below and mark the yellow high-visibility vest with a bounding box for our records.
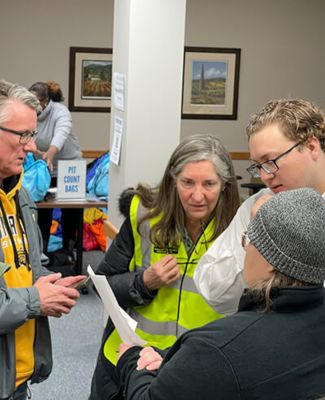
[104,195,223,365]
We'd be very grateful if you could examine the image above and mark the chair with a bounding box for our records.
[103,219,119,241]
[101,219,119,324]
[240,176,266,196]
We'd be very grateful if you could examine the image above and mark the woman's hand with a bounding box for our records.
[143,254,180,290]
[42,145,59,171]
[42,151,54,171]
[137,347,163,371]
[118,343,135,360]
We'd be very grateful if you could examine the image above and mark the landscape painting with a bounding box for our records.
[69,47,112,112]
[81,59,112,99]
[190,60,228,106]
[182,47,241,120]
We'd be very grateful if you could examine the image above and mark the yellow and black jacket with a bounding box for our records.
[0,174,52,399]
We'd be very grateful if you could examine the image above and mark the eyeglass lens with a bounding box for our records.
[0,126,36,144]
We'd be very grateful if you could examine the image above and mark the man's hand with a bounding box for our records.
[143,254,180,290]
[137,347,163,371]
[251,194,274,219]
[34,273,80,317]
[55,275,87,288]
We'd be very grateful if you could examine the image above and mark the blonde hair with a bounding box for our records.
[246,99,325,151]
[247,270,309,313]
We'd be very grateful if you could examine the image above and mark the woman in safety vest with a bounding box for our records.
[89,134,240,400]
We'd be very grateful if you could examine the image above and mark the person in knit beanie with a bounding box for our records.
[243,188,325,310]
[114,187,325,400]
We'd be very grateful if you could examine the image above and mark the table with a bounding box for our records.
[37,196,108,275]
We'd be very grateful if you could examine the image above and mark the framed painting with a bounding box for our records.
[182,47,241,120]
[68,47,112,112]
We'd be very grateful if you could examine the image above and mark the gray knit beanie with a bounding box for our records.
[247,188,325,284]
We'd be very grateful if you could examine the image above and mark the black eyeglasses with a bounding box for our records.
[247,142,302,178]
[0,126,37,144]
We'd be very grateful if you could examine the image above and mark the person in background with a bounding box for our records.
[89,134,240,400]
[0,79,85,400]
[29,81,82,258]
[194,98,325,315]
[117,188,325,400]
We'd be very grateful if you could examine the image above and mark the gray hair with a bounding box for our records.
[138,134,240,248]
[169,134,234,185]
[0,79,41,124]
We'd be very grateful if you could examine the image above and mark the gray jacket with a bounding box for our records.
[0,179,52,399]
[35,100,82,175]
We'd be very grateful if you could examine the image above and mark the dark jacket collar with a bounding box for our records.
[239,285,324,313]
[2,174,20,194]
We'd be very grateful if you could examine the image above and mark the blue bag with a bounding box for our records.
[87,152,110,199]
[22,153,51,202]
[86,152,108,187]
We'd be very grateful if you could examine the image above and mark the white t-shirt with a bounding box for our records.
[194,189,325,315]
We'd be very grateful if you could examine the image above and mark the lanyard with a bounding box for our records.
[0,195,30,269]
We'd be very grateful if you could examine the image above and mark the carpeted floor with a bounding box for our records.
[31,250,105,400]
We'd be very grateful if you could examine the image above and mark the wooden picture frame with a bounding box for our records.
[68,47,112,112]
[182,47,241,120]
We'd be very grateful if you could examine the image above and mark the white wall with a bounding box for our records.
[1,0,325,186]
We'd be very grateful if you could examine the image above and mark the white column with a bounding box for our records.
[108,0,187,227]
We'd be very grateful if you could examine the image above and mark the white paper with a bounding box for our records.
[110,116,123,166]
[87,265,146,346]
[113,72,125,111]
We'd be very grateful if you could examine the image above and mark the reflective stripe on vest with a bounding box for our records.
[104,195,223,365]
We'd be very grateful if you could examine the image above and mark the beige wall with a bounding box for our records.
[1,0,113,151]
[1,0,325,185]
[183,0,325,183]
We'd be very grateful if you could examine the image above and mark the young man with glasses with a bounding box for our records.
[0,80,85,400]
[194,98,325,315]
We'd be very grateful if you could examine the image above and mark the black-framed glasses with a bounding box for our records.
[241,231,250,248]
[247,142,302,178]
[0,126,37,144]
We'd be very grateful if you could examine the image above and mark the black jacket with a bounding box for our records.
[117,286,325,400]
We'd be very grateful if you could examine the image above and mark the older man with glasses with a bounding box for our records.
[194,98,325,315]
[0,79,85,400]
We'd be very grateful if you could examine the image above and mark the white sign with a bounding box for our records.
[111,116,123,166]
[57,160,86,199]
[113,72,125,111]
